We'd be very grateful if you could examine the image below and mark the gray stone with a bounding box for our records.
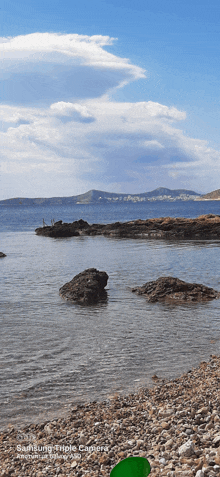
[195,471,204,477]
[178,439,194,457]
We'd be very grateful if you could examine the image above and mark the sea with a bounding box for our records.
[1,200,220,430]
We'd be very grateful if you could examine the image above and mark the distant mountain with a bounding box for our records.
[0,187,201,206]
[198,189,220,200]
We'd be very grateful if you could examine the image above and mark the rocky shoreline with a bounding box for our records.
[35,214,220,240]
[1,355,220,477]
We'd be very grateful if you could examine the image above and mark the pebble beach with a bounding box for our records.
[1,355,220,477]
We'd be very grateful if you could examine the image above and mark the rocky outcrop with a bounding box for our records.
[59,268,108,305]
[0,252,6,258]
[132,276,220,303]
[35,219,89,238]
[35,214,220,240]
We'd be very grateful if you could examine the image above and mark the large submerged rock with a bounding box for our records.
[59,268,108,305]
[0,252,6,258]
[35,214,220,240]
[35,219,89,238]
[132,276,220,303]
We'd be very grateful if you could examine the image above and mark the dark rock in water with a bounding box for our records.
[35,219,89,238]
[35,214,220,240]
[59,268,108,305]
[132,276,220,303]
[0,252,6,258]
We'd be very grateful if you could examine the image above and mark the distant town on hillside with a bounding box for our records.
[1,187,220,206]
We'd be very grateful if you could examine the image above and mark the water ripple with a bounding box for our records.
[0,230,220,428]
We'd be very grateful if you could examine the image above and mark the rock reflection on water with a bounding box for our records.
[0,232,220,429]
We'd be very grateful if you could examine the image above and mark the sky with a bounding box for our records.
[0,0,220,199]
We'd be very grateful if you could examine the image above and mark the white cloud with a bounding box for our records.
[0,32,220,198]
[0,33,145,106]
[50,102,92,117]
[131,101,186,121]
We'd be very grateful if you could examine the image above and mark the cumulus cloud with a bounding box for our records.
[0,32,220,198]
[0,32,145,106]
[50,102,95,123]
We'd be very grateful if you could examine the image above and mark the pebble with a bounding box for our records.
[178,440,194,457]
[1,354,220,476]
[195,471,204,477]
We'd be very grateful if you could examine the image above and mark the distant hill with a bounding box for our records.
[199,189,220,200]
[0,187,201,206]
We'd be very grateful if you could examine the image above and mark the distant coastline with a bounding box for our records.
[196,188,220,201]
[2,186,220,205]
[0,187,202,205]
[195,198,220,201]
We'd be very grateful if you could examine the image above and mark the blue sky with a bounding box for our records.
[1,0,220,198]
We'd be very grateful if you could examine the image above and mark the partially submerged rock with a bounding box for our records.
[59,268,108,305]
[132,276,220,303]
[35,219,89,238]
[0,252,6,258]
[35,214,220,240]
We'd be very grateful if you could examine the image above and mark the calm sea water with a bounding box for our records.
[1,201,220,430]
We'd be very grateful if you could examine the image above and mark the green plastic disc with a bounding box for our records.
[110,457,151,477]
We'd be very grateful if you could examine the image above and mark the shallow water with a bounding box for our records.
[1,225,220,429]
